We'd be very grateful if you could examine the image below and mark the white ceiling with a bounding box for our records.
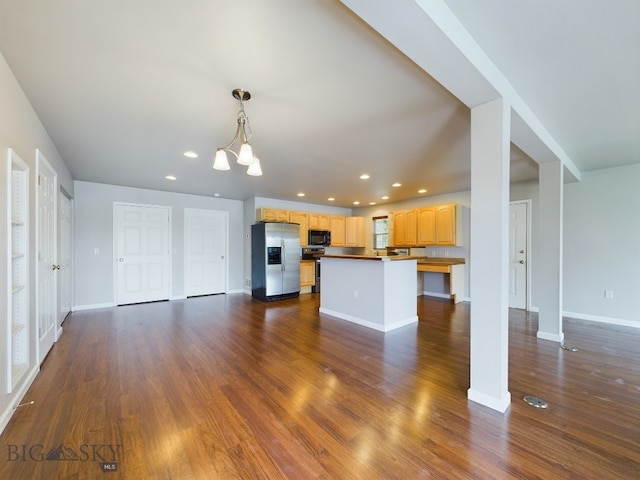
[0,1,637,208]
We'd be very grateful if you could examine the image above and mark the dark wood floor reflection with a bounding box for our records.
[1,294,639,479]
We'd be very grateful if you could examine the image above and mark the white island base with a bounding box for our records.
[319,256,418,332]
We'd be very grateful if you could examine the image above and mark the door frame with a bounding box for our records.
[35,149,58,364]
[509,199,532,311]
[112,202,172,305]
[57,187,73,337]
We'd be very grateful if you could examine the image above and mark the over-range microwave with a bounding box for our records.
[308,229,331,246]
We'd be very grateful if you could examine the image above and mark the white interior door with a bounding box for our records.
[184,209,227,296]
[58,190,72,331]
[36,150,57,363]
[115,203,171,305]
[509,201,529,309]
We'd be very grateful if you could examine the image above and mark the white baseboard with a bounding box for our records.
[73,302,115,311]
[467,388,511,413]
[422,291,451,300]
[0,365,39,435]
[563,311,639,329]
[319,307,418,332]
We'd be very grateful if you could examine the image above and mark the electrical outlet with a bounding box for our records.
[353,290,358,298]
[444,251,449,257]
[604,290,614,299]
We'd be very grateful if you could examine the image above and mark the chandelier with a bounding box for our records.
[213,88,262,176]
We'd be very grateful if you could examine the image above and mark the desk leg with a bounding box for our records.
[450,264,465,303]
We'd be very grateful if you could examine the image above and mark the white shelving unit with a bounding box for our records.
[7,148,29,393]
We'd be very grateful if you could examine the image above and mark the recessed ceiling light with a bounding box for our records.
[418,188,427,194]
[165,175,177,180]
[183,151,198,158]
[214,193,220,197]
[353,201,360,205]
[297,192,305,197]
[359,174,370,180]
[328,197,335,201]
[369,202,376,205]
[392,182,402,188]
[382,195,389,200]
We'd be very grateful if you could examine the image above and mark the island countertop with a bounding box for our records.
[320,255,465,265]
[320,254,416,261]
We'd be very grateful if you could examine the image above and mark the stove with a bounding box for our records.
[301,247,325,260]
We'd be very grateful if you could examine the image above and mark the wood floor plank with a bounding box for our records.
[0,293,638,479]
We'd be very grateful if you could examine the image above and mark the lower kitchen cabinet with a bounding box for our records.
[300,260,316,287]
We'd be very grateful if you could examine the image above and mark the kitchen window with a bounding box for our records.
[373,216,388,249]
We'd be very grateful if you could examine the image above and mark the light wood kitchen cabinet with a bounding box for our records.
[300,260,316,287]
[435,204,457,245]
[256,208,289,222]
[330,215,346,246]
[345,216,366,247]
[392,209,416,246]
[393,204,461,246]
[417,206,436,245]
[405,209,417,246]
[309,213,331,230]
[391,210,405,246]
[288,211,308,246]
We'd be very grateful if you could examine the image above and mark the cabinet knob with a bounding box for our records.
[52,264,60,270]
[519,260,525,264]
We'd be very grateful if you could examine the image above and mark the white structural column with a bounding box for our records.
[468,97,511,412]
[537,161,564,342]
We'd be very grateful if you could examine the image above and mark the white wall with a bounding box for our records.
[512,164,640,327]
[0,52,74,431]
[73,181,244,308]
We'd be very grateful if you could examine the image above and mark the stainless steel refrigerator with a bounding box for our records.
[251,222,300,301]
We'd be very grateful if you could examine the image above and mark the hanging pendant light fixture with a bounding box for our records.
[213,88,262,176]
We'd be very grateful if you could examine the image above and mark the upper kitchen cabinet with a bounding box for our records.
[288,211,308,246]
[309,213,331,230]
[345,216,366,247]
[393,204,462,247]
[435,204,460,246]
[391,209,416,246]
[417,206,436,245]
[330,215,345,246]
[256,208,289,222]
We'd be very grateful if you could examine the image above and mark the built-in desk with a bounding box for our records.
[416,258,465,303]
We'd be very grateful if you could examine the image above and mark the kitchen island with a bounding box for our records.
[319,255,418,332]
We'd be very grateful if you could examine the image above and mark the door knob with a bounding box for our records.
[118,258,124,262]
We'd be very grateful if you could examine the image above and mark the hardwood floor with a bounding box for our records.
[1,294,638,479]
